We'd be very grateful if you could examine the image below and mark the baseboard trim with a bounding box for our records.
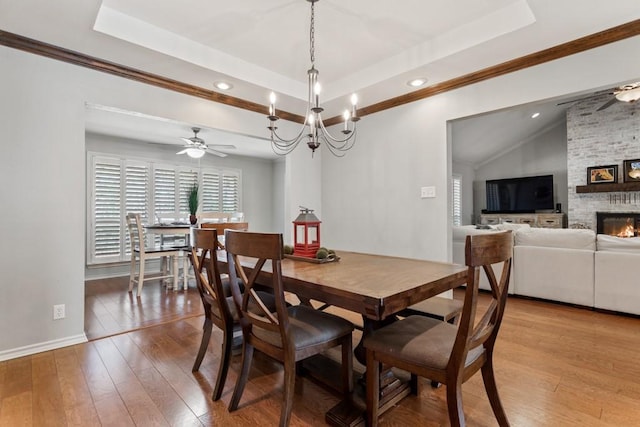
[0,333,88,362]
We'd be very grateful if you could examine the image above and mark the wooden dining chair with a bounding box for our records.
[225,230,354,427]
[200,221,249,250]
[189,228,277,401]
[126,213,181,296]
[363,231,513,427]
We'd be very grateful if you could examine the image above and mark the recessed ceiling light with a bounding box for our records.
[214,81,233,91]
[407,78,428,88]
[531,112,540,119]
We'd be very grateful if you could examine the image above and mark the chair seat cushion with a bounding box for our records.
[363,315,484,370]
[253,305,354,350]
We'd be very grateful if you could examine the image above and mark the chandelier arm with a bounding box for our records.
[271,138,302,155]
[317,117,358,145]
[321,128,357,152]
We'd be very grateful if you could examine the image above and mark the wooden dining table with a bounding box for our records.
[217,250,468,426]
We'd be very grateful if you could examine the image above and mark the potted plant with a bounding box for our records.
[188,183,199,224]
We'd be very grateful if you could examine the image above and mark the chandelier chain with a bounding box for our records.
[309,1,315,65]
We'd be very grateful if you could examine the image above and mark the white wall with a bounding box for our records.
[0,45,319,358]
[2,34,640,358]
[473,121,568,220]
[321,36,640,264]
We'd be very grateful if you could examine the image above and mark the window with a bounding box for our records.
[87,153,241,265]
[452,174,462,226]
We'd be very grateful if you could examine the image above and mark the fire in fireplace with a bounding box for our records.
[596,212,640,237]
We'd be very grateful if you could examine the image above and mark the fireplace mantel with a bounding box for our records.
[575,182,640,193]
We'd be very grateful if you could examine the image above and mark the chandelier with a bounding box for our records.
[267,0,360,157]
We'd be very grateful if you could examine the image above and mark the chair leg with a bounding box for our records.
[172,255,179,290]
[128,254,136,292]
[137,257,145,296]
[229,341,254,412]
[192,317,212,372]
[280,352,297,427]
[183,254,189,290]
[213,324,234,401]
[365,350,380,427]
[481,355,510,426]
[446,378,465,427]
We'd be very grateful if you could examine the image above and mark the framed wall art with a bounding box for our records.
[587,165,618,184]
[623,159,640,182]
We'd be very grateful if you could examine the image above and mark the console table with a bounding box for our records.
[480,213,567,228]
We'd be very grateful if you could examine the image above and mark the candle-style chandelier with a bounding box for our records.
[267,0,360,157]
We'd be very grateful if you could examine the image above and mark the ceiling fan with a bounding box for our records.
[177,127,236,158]
[557,82,640,111]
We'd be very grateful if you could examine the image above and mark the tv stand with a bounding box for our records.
[480,213,566,229]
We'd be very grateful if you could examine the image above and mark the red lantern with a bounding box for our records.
[293,207,321,258]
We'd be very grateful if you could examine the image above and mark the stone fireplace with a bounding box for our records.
[567,94,640,230]
[596,212,640,237]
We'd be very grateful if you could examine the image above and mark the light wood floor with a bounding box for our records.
[3,283,640,426]
[84,276,204,341]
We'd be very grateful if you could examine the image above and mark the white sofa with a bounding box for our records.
[453,225,640,316]
[513,228,596,306]
[452,224,521,294]
[594,235,640,315]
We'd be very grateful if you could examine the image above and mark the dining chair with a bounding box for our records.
[189,228,277,401]
[200,221,249,250]
[363,230,513,427]
[126,213,182,296]
[225,230,354,427]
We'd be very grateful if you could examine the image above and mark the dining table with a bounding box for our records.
[217,250,468,426]
[144,223,193,290]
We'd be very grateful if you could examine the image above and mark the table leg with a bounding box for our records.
[325,315,413,427]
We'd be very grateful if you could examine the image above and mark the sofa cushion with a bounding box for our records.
[514,227,596,250]
[495,223,531,232]
[597,234,640,253]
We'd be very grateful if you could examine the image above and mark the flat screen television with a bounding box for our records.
[485,175,554,213]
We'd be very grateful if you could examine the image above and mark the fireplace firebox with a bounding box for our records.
[596,212,640,237]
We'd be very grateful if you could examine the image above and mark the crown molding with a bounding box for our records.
[2,19,639,126]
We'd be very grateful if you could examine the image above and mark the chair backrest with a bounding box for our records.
[190,228,234,324]
[452,231,513,372]
[201,222,249,249]
[125,213,145,254]
[225,230,290,349]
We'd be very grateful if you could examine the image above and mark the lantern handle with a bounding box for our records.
[299,205,313,213]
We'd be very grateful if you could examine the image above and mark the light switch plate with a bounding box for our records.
[421,186,436,198]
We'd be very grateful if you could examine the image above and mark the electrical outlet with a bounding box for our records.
[53,304,65,320]
[420,186,436,198]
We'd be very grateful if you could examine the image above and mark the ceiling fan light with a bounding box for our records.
[185,147,206,158]
[615,87,640,103]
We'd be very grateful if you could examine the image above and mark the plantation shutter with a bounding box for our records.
[153,167,176,219]
[88,152,242,265]
[178,169,199,216]
[221,171,240,212]
[124,162,149,255]
[201,170,221,212]
[452,174,462,226]
[92,157,122,262]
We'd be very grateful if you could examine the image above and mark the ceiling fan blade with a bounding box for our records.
[176,148,188,155]
[180,137,194,144]
[208,149,228,158]
[210,144,236,149]
[597,97,618,111]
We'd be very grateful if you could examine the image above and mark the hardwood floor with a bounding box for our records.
[3,284,640,426]
[84,276,204,341]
